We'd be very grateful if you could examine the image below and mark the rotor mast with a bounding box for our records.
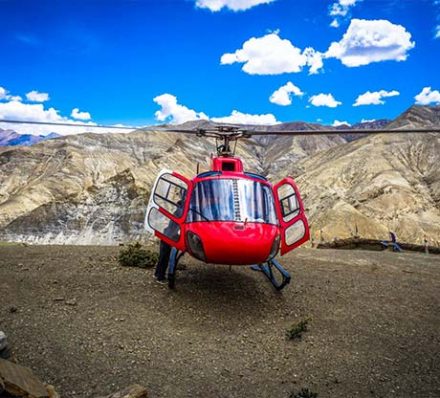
[193,125,251,157]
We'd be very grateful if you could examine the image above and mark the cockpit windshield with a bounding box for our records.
[187,179,278,225]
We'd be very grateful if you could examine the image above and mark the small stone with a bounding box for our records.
[66,299,77,306]
[9,306,18,313]
[96,384,148,398]
[53,297,65,302]
[46,384,60,398]
[0,332,7,352]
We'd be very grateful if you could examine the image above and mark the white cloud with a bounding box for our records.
[332,120,351,127]
[329,0,361,28]
[309,93,342,108]
[353,89,399,106]
[0,86,22,102]
[153,93,278,125]
[220,32,323,75]
[269,82,303,106]
[0,99,130,136]
[361,118,376,123]
[71,108,92,120]
[153,94,208,125]
[435,25,440,39]
[330,19,340,28]
[26,90,50,102]
[414,87,440,105]
[326,19,415,67]
[0,87,8,100]
[212,110,278,125]
[195,0,275,12]
[303,47,324,74]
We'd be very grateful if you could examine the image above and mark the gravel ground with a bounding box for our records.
[0,245,439,398]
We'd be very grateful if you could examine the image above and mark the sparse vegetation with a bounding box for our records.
[118,242,158,268]
[286,318,309,340]
[290,388,318,398]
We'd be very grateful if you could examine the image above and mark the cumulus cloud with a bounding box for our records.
[71,108,92,120]
[269,82,303,106]
[414,87,440,105]
[326,19,415,67]
[0,87,8,101]
[220,32,324,75]
[353,89,400,106]
[329,0,361,28]
[436,25,440,39]
[0,86,22,102]
[195,0,275,12]
[153,94,208,125]
[332,120,351,127]
[211,110,278,125]
[0,99,131,136]
[309,93,342,108]
[154,93,278,125]
[26,90,50,102]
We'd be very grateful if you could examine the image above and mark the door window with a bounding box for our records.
[147,207,181,242]
[277,184,300,222]
[153,173,187,218]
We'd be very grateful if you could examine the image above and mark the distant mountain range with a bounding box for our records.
[0,129,60,146]
[0,105,439,246]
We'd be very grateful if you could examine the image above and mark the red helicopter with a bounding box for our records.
[1,118,438,291]
[144,124,440,291]
[145,126,309,290]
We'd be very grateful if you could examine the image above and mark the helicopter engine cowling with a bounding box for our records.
[185,221,279,265]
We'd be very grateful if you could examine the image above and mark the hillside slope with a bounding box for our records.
[283,106,440,245]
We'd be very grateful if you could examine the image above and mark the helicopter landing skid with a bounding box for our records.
[167,248,184,289]
[250,259,291,291]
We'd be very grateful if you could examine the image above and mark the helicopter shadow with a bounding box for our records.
[166,264,289,330]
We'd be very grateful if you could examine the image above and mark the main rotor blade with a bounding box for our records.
[160,127,440,136]
[1,119,440,136]
[244,127,440,136]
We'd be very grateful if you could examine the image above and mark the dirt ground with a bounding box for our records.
[0,245,439,398]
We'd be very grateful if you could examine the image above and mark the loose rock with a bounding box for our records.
[0,358,49,397]
[97,384,148,398]
[0,331,7,351]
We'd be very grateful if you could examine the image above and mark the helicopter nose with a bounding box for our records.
[186,221,279,265]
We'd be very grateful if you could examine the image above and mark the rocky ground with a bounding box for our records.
[0,245,439,398]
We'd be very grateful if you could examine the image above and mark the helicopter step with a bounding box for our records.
[250,259,291,291]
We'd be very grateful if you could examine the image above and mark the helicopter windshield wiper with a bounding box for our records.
[189,207,211,222]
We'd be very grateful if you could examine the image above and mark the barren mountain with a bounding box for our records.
[0,106,439,245]
[287,106,440,245]
[0,128,60,146]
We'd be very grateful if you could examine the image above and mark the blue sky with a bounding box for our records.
[0,0,440,135]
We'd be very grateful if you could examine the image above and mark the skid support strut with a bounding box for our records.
[167,248,185,289]
[250,259,291,291]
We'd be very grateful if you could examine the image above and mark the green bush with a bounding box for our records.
[286,319,309,340]
[290,388,318,398]
[118,242,158,268]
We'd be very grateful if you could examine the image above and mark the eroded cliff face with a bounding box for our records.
[0,106,439,245]
[290,132,440,245]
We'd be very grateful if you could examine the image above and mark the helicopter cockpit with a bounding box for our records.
[187,178,278,224]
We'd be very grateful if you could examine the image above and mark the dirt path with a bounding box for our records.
[0,246,439,398]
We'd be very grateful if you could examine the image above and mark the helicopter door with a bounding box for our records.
[145,169,192,251]
[274,177,310,255]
